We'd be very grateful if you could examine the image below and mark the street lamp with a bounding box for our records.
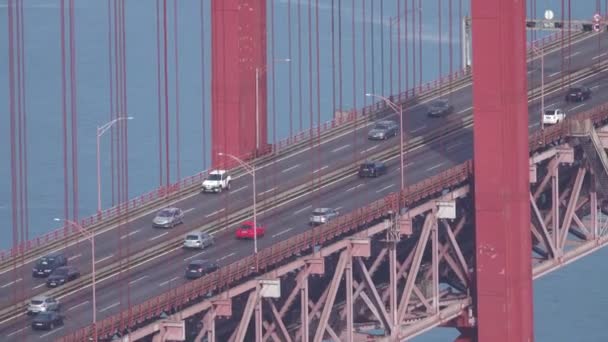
[365,93,405,192]
[217,152,259,256]
[96,116,134,214]
[531,44,545,131]
[53,218,97,341]
[255,58,291,153]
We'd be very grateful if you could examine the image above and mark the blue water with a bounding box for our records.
[0,1,606,340]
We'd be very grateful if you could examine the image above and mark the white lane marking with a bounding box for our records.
[346,184,364,192]
[6,327,27,337]
[591,85,600,90]
[545,103,557,108]
[259,187,277,196]
[566,51,581,58]
[549,71,561,77]
[99,302,120,313]
[335,206,343,211]
[527,70,535,75]
[129,275,149,285]
[183,208,195,214]
[95,254,113,264]
[217,252,236,262]
[281,164,300,173]
[184,251,207,262]
[331,144,350,153]
[120,229,140,240]
[529,122,540,128]
[159,276,180,287]
[592,53,607,60]
[272,227,294,238]
[313,166,329,174]
[231,186,248,194]
[427,163,445,172]
[392,162,414,173]
[40,326,64,338]
[570,103,586,111]
[294,205,312,215]
[457,106,472,114]
[68,301,89,311]
[376,184,395,193]
[446,141,464,152]
[33,283,46,290]
[68,253,81,261]
[410,125,426,133]
[149,231,168,241]
[1,278,22,288]
[361,145,378,154]
[205,208,225,218]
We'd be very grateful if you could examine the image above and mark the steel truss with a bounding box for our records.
[121,122,608,342]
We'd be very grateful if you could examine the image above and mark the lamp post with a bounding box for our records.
[218,153,258,257]
[255,58,291,153]
[54,218,97,341]
[96,116,134,214]
[531,44,545,131]
[365,93,405,192]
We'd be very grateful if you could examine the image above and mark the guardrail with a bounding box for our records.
[60,81,608,342]
[0,29,585,266]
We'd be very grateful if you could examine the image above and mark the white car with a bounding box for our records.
[542,109,566,125]
[27,295,60,315]
[201,170,231,193]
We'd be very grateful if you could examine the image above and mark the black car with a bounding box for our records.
[427,99,454,117]
[31,311,64,330]
[32,253,67,278]
[46,266,80,288]
[358,161,388,177]
[565,86,591,102]
[185,260,219,279]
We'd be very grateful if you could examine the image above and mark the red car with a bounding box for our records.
[235,221,266,239]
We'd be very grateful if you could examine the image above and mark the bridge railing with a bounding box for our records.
[0,29,570,263]
[61,98,608,342]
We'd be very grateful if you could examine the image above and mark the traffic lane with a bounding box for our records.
[0,34,599,312]
[0,32,587,281]
[3,49,605,312]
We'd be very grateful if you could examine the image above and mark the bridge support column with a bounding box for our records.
[471,0,533,341]
[211,0,267,168]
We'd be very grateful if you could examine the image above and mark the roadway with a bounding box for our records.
[0,32,602,310]
[4,35,608,340]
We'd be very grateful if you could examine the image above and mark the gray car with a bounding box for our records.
[183,232,215,249]
[427,99,454,117]
[367,120,399,140]
[27,295,60,315]
[309,208,340,225]
[153,207,184,228]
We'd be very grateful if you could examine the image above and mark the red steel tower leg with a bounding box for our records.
[471,0,533,341]
[211,0,267,168]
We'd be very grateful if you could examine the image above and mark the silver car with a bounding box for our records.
[309,208,340,225]
[27,295,60,315]
[367,120,399,140]
[183,232,215,249]
[152,207,184,228]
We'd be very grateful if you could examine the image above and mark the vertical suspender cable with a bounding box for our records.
[371,1,375,95]
[438,0,442,95]
[8,0,18,303]
[163,0,170,186]
[331,0,336,117]
[200,0,207,170]
[338,0,343,112]
[404,0,409,94]
[381,1,385,96]
[418,0,422,86]
[363,0,367,107]
[298,1,303,131]
[156,0,164,186]
[174,0,181,181]
[69,0,78,223]
[412,0,417,88]
[288,0,294,137]
[390,17,394,96]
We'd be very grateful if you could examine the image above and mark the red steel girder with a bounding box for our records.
[211,0,268,168]
[471,0,533,341]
